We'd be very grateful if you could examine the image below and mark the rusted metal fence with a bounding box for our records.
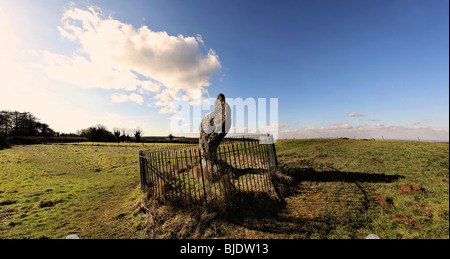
[139,134,278,207]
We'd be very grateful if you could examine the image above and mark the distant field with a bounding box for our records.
[0,139,448,239]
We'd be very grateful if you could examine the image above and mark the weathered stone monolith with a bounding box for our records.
[199,93,231,179]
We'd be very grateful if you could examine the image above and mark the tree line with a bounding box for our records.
[0,110,145,147]
[0,111,57,138]
[77,125,144,143]
[1,110,59,147]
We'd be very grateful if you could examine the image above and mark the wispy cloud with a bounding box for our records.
[158,107,178,114]
[111,93,144,104]
[167,116,184,121]
[346,112,365,117]
[280,123,449,141]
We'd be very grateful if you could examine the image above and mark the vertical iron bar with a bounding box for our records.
[270,134,279,169]
[225,144,240,193]
[251,139,263,193]
[139,151,144,190]
[161,150,168,200]
[167,150,175,201]
[146,152,151,191]
[145,152,149,190]
[173,150,181,206]
[222,145,233,197]
[265,136,274,174]
[252,139,264,193]
[179,150,187,205]
[246,140,258,192]
[260,140,272,191]
[184,150,193,205]
[243,140,256,193]
[236,142,249,192]
[149,151,156,196]
[254,139,267,192]
[263,141,273,192]
[261,138,270,170]
[231,143,243,192]
[170,150,175,203]
[162,150,169,201]
[146,151,151,194]
[217,146,228,197]
[198,148,208,206]
[188,149,197,205]
[155,151,162,199]
[149,151,155,193]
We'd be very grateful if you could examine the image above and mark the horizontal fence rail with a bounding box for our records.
[139,134,278,207]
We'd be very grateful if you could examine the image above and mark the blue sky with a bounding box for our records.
[0,0,448,140]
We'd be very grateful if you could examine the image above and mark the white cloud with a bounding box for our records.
[35,51,143,91]
[111,93,144,104]
[320,123,353,130]
[280,123,449,141]
[62,5,221,87]
[36,4,221,112]
[346,112,365,117]
[167,116,184,121]
[264,122,286,129]
[140,81,161,93]
[158,107,178,114]
[153,88,180,107]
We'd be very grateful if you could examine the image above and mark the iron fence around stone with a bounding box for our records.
[139,134,278,207]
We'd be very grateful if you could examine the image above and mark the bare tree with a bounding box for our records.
[134,127,143,143]
[113,128,121,142]
[120,128,127,142]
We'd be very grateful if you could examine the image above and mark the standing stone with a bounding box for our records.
[199,93,231,179]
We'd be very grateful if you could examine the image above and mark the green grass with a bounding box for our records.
[0,143,163,239]
[271,139,449,239]
[0,139,448,239]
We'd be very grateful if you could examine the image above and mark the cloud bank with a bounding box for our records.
[280,123,449,141]
[36,5,221,112]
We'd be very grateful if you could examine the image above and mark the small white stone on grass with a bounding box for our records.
[66,234,80,239]
[366,234,380,239]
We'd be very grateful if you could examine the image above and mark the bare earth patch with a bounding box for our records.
[370,194,393,206]
[398,184,426,195]
[370,159,384,165]
[390,214,422,229]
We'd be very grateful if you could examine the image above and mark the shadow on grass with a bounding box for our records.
[289,168,404,184]
[140,167,405,238]
[228,168,404,238]
[0,140,10,150]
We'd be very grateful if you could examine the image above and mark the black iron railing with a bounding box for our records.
[139,134,278,207]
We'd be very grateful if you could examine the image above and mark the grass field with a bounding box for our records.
[0,143,149,238]
[229,139,449,239]
[0,139,448,239]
